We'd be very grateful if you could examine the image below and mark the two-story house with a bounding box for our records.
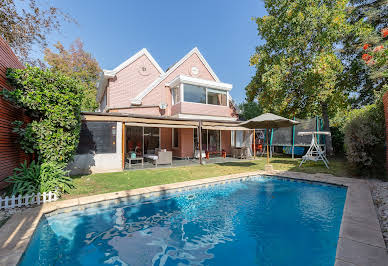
[69,47,252,174]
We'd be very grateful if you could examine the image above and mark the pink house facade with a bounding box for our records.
[69,48,252,174]
[96,47,238,120]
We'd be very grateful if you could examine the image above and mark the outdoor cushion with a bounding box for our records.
[144,154,158,160]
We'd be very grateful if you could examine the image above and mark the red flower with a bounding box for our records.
[363,44,369,50]
[382,28,388,38]
[373,45,384,52]
[366,59,375,66]
[362,53,372,61]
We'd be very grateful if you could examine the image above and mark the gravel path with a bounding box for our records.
[368,179,388,247]
[0,207,25,227]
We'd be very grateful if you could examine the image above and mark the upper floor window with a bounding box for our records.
[184,84,206,104]
[183,84,227,106]
[171,87,180,105]
[207,89,227,106]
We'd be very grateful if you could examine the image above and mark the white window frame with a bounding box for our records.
[206,88,227,106]
[182,83,229,106]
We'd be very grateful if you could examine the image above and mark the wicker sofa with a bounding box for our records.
[144,149,172,167]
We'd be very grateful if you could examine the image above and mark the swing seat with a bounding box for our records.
[302,155,319,161]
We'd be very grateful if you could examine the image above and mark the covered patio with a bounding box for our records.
[70,112,254,175]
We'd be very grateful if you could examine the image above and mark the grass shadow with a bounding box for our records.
[214,162,257,167]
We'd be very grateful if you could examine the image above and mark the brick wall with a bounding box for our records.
[0,37,29,189]
[383,91,388,173]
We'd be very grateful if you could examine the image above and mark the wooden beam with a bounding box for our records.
[83,114,199,126]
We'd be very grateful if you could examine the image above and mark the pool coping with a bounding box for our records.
[0,170,387,265]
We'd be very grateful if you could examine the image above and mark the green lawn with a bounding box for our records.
[63,157,352,199]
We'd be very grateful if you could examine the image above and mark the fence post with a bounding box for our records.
[11,195,15,208]
[5,196,9,208]
[37,193,41,205]
[18,194,22,207]
[24,194,29,206]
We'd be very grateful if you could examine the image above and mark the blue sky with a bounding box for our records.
[44,0,266,103]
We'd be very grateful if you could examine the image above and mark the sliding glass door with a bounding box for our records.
[194,129,221,153]
[126,126,160,156]
[144,127,160,154]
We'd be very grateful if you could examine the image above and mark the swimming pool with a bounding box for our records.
[20,176,347,265]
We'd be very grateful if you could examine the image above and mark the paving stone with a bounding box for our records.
[340,218,386,248]
[334,259,356,266]
[336,237,388,266]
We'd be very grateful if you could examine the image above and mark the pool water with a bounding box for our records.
[20,176,347,266]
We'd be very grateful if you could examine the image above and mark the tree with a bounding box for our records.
[238,100,263,120]
[246,0,371,155]
[341,0,388,107]
[2,66,83,164]
[44,39,101,111]
[0,0,73,63]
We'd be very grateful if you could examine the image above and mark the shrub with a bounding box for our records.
[343,103,385,177]
[6,161,74,196]
[330,126,345,156]
[2,66,83,164]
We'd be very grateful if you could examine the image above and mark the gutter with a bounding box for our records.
[106,105,160,111]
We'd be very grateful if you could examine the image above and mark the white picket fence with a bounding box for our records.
[0,191,58,209]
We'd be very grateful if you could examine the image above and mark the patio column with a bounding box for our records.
[122,122,125,169]
[199,120,202,164]
[253,129,256,159]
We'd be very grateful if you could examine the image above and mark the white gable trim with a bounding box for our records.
[112,48,164,75]
[131,47,220,105]
[96,48,164,103]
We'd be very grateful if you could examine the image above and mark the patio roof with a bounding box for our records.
[81,112,249,130]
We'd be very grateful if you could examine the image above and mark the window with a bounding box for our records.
[235,130,244,148]
[171,87,180,105]
[183,84,206,104]
[183,84,227,106]
[207,89,227,106]
[173,128,179,148]
[77,122,116,154]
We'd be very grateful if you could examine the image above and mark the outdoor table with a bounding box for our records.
[126,157,144,168]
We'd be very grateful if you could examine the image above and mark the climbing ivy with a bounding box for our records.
[2,65,83,164]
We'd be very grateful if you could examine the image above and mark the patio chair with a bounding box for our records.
[145,149,172,167]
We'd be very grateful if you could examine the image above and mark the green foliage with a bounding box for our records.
[6,161,74,196]
[2,66,83,164]
[44,39,101,111]
[330,126,345,156]
[238,101,263,120]
[343,103,385,177]
[246,0,372,118]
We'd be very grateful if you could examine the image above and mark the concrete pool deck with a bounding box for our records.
[0,170,387,265]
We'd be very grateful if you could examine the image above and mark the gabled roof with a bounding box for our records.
[96,48,164,102]
[131,47,220,105]
[111,48,164,75]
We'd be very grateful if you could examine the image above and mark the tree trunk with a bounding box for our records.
[321,102,334,156]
